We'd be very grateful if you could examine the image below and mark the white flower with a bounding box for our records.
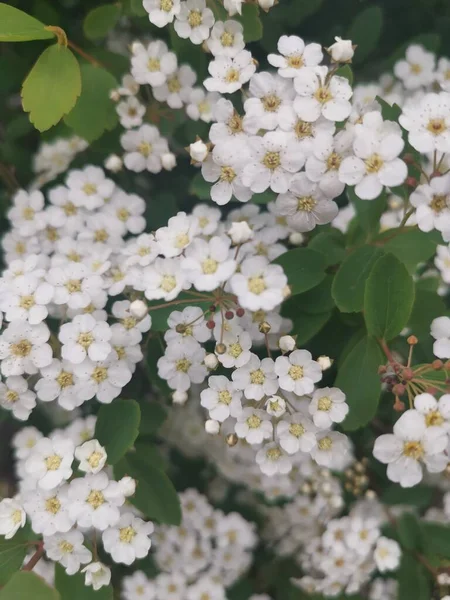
[235,408,273,444]
[157,338,207,391]
[162,152,177,170]
[309,387,349,429]
[435,244,450,283]
[202,140,252,205]
[410,174,450,237]
[294,66,352,122]
[310,431,350,468]
[399,92,450,153]
[232,354,278,400]
[174,0,215,45]
[200,375,242,422]
[25,437,74,490]
[328,37,354,62]
[7,190,46,238]
[414,392,450,429]
[243,72,295,134]
[103,513,153,565]
[44,530,92,575]
[230,256,287,311]
[182,236,236,291]
[73,356,132,404]
[228,221,254,244]
[142,258,188,301]
[207,20,245,58]
[75,440,107,474]
[1,276,53,324]
[189,140,209,163]
[431,316,450,358]
[121,125,169,173]
[276,413,317,454]
[394,44,435,90]
[59,314,112,364]
[156,211,198,258]
[12,426,43,460]
[46,263,104,310]
[117,97,145,129]
[373,409,448,487]
[437,57,450,92]
[256,442,292,476]
[275,349,322,395]
[223,0,242,15]
[217,330,252,369]
[0,321,52,376]
[186,88,219,123]
[66,166,115,210]
[265,395,286,417]
[374,537,401,572]
[275,172,338,232]
[83,562,111,591]
[242,131,304,194]
[153,65,197,109]
[268,35,323,78]
[0,498,26,539]
[305,130,353,198]
[143,0,181,26]
[131,40,177,86]
[165,306,211,345]
[204,50,256,94]
[23,486,74,535]
[0,376,36,420]
[35,359,90,410]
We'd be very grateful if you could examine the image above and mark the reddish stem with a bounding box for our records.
[22,542,44,572]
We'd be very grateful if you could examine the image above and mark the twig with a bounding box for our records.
[22,542,44,572]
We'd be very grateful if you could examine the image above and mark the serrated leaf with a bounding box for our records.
[0,571,60,600]
[55,565,112,600]
[64,63,117,142]
[21,44,81,132]
[336,335,383,430]
[0,536,28,585]
[95,398,141,465]
[0,3,54,42]
[364,253,415,340]
[332,246,384,313]
[273,248,327,296]
[83,4,121,40]
[348,5,383,64]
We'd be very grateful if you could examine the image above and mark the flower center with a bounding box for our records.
[176,358,191,373]
[410,62,422,74]
[288,365,304,380]
[266,447,282,460]
[122,316,137,330]
[94,229,109,242]
[138,141,153,157]
[87,490,105,509]
[59,541,74,553]
[220,166,236,182]
[161,274,177,292]
[63,201,77,216]
[82,183,97,196]
[45,496,61,514]
[326,152,342,170]
[262,151,281,170]
[188,10,203,27]
[91,367,108,383]
[318,396,332,411]
[115,346,126,360]
[10,339,32,357]
[318,436,333,450]
[364,153,384,173]
[427,118,447,135]
[67,251,81,262]
[119,526,137,543]
[228,113,243,133]
[262,94,281,112]
[431,194,447,212]
[147,58,161,72]
[202,258,218,274]
[228,343,242,358]
[22,207,35,220]
[287,55,303,69]
[221,31,235,47]
[297,196,316,212]
[314,86,333,104]
[225,68,240,83]
[57,370,74,388]
[77,332,94,349]
[117,208,130,222]
[6,390,19,403]
[295,120,313,139]
[425,410,445,427]
[19,295,35,310]
[403,440,424,460]
[167,76,181,93]
[247,414,262,428]
[289,423,306,437]
[12,510,23,524]
[218,390,232,405]
[45,455,62,471]
[66,279,82,293]
[250,369,265,385]
[88,451,104,469]
[175,233,190,249]
[160,0,173,10]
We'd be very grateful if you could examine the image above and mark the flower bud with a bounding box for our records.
[129,299,148,320]
[258,0,275,10]
[223,0,243,15]
[327,37,355,63]
[289,232,304,246]
[226,433,238,446]
[109,90,121,102]
[118,476,136,497]
[205,419,220,434]
[189,140,209,163]
[204,353,219,370]
[317,355,333,371]
[131,41,145,55]
[228,221,254,244]
[162,152,177,171]
[279,335,296,352]
[104,154,123,172]
[266,395,286,417]
[172,390,188,405]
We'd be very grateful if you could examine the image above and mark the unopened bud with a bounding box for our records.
[327,36,355,63]
[406,176,418,188]
[259,321,271,334]
[215,343,226,355]
[129,299,147,320]
[401,367,414,380]
[205,419,220,434]
[258,0,275,10]
[104,154,123,172]
[403,153,415,164]
[228,221,254,244]
[161,152,177,171]
[279,335,296,352]
[226,433,238,447]
[317,355,333,371]
[378,365,387,374]
[432,359,444,370]
[189,140,209,163]
[265,395,286,417]
[204,353,219,369]
[393,383,406,396]
[131,41,145,55]
[109,90,121,102]
[407,335,418,345]
[172,390,188,405]
[118,476,136,497]
[393,397,405,412]
[289,232,304,246]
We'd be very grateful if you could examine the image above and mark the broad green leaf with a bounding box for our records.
[397,513,423,550]
[377,228,438,273]
[349,188,386,234]
[5,115,33,141]
[331,246,383,312]
[64,64,117,142]
[282,0,323,25]
[0,536,28,585]
[398,554,431,600]
[308,230,346,266]
[348,5,383,64]
[95,398,141,465]
[283,275,334,315]
[273,248,327,296]
[421,522,450,557]
[335,65,353,85]
[0,571,60,600]
[130,0,148,16]
[289,311,332,346]
[83,4,121,40]
[21,44,81,132]
[376,96,402,122]
[55,565,113,600]
[364,253,415,340]
[0,3,54,42]
[115,453,182,525]
[382,484,433,510]
[190,172,212,200]
[139,402,168,436]
[240,4,263,42]
[409,291,447,360]
[336,335,383,430]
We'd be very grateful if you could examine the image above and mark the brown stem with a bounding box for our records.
[22,543,44,572]
[0,162,20,194]
[379,338,396,366]
[67,40,103,67]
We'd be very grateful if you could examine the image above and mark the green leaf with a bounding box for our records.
[348,5,383,64]
[0,571,60,600]
[95,398,141,465]
[189,172,212,200]
[64,64,117,142]
[335,64,353,85]
[145,337,172,396]
[397,513,423,550]
[83,4,121,40]
[21,44,81,132]
[382,484,433,510]
[336,335,383,430]
[364,253,415,340]
[349,188,386,233]
[331,246,383,312]
[376,96,402,122]
[239,4,263,42]
[55,565,112,600]
[376,228,438,273]
[130,0,148,16]
[308,230,346,267]
[283,275,334,315]
[289,311,332,346]
[139,402,168,436]
[0,3,55,42]
[0,537,28,585]
[398,554,431,600]
[421,523,450,557]
[115,453,182,525]
[273,248,327,296]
